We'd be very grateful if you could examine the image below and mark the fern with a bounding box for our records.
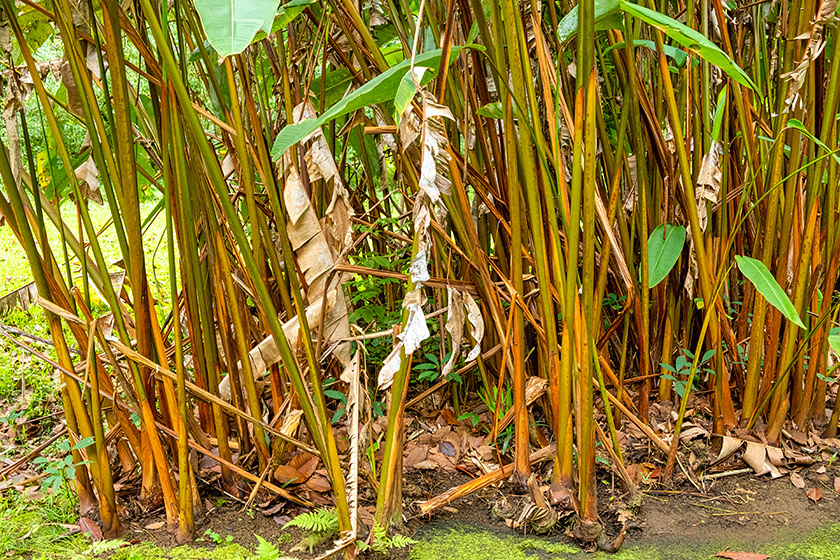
[389,534,417,549]
[357,523,416,554]
[283,508,339,535]
[286,508,340,554]
[251,535,279,560]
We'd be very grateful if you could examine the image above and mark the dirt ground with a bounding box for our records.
[109,458,840,560]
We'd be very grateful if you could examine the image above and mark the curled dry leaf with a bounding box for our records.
[713,552,769,560]
[806,487,823,503]
[79,517,103,541]
[273,464,306,485]
[696,142,722,231]
[401,288,430,354]
[442,288,464,377]
[783,0,839,106]
[377,342,404,390]
[790,472,806,488]
[417,95,455,204]
[241,100,353,389]
[306,475,332,493]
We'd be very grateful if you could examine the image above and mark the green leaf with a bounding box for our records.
[72,436,95,450]
[604,40,691,67]
[271,47,473,159]
[193,0,281,57]
[558,0,622,44]
[394,67,430,117]
[787,118,840,165]
[323,389,347,403]
[647,224,685,288]
[618,0,759,94]
[711,86,728,143]
[735,256,806,329]
[828,328,840,355]
[476,101,504,119]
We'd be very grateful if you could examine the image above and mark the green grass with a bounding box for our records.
[0,490,88,558]
[0,193,173,415]
[0,195,174,306]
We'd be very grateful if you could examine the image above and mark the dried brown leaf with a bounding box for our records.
[305,475,332,493]
[834,477,840,493]
[79,517,103,541]
[713,552,769,560]
[790,472,806,488]
[273,465,306,485]
[806,487,823,503]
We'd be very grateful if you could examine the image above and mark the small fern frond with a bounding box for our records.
[252,535,280,560]
[283,508,339,534]
[389,534,417,549]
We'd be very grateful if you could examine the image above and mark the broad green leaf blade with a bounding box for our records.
[736,256,806,329]
[647,224,685,288]
[787,118,840,164]
[394,67,430,117]
[558,0,621,44]
[829,328,840,355]
[710,86,728,142]
[194,0,281,57]
[476,101,504,119]
[271,47,472,159]
[604,40,691,67]
[618,0,759,94]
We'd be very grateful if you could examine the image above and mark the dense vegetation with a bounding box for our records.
[0,0,839,553]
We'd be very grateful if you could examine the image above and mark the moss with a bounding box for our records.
[410,525,579,560]
[410,522,840,560]
[765,524,840,560]
[107,542,252,560]
[518,538,580,555]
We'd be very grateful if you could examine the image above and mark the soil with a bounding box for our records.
[112,460,840,560]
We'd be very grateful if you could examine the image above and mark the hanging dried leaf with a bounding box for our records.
[409,203,432,284]
[74,155,103,205]
[684,229,699,298]
[249,100,354,379]
[442,288,464,377]
[60,60,84,118]
[378,342,404,390]
[340,352,361,536]
[401,288,430,355]
[0,281,38,315]
[696,142,721,231]
[464,292,484,361]
[783,0,839,107]
[417,94,455,204]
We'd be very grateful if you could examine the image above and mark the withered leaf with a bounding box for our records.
[306,475,332,493]
[273,465,306,485]
[834,477,840,494]
[806,487,823,503]
[79,517,103,541]
[790,472,806,489]
[713,552,769,560]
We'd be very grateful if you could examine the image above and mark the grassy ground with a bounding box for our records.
[0,195,172,407]
[0,195,174,558]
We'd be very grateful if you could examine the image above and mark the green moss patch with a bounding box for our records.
[410,526,580,560]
